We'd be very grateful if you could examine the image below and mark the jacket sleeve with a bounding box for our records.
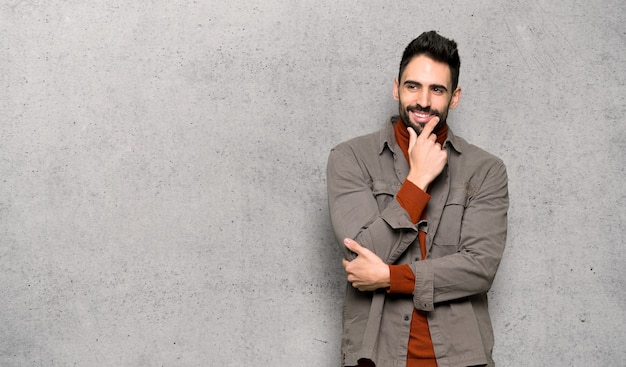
[410,160,509,311]
[326,144,419,263]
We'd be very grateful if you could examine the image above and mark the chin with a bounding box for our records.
[409,119,443,134]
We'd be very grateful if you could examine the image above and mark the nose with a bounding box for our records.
[416,89,430,109]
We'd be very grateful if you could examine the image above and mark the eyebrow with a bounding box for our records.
[403,80,449,93]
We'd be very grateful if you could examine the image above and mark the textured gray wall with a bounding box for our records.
[1,1,624,366]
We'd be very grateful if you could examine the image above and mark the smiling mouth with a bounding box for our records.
[410,110,435,123]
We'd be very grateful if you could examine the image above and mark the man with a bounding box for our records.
[326,31,508,367]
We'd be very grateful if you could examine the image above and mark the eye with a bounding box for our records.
[432,86,444,95]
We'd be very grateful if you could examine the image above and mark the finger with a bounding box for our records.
[407,127,417,150]
[421,116,440,137]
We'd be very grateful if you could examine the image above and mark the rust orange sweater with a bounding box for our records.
[389,119,448,367]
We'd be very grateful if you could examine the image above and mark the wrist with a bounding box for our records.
[379,264,391,289]
[407,172,430,191]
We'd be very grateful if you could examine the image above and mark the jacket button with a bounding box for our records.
[404,315,410,321]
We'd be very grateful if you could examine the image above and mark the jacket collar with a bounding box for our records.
[379,116,464,155]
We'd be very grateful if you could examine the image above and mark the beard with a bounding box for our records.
[399,103,448,135]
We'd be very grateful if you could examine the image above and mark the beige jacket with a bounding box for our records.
[327,117,508,367]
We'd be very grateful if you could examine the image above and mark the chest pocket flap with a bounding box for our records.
[371,179,400,212]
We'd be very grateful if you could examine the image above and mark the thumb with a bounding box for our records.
[344,238,363,255]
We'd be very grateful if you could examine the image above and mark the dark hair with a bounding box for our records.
[398,31,461,90]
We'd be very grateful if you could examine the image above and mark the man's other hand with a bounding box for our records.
[342,238,391,291]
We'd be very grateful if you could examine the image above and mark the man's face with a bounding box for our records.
[393,55,461,134]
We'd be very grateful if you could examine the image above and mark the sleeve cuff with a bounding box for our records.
[410,261,434,311]
[396,179,430,224]
[387,264,415,294]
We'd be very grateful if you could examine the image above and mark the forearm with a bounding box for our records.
[335,201,417,263]
[328,148,421,263]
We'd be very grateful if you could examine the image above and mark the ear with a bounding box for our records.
[392,78,400,101]
[449,87,462,109]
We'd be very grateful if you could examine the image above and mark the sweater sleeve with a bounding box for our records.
[388,264,415,294]
[396,179,430,224]
[388,181,429,294]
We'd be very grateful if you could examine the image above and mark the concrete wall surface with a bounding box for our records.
[1,1,624,366]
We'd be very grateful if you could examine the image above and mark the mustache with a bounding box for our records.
[407,104,441,117]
